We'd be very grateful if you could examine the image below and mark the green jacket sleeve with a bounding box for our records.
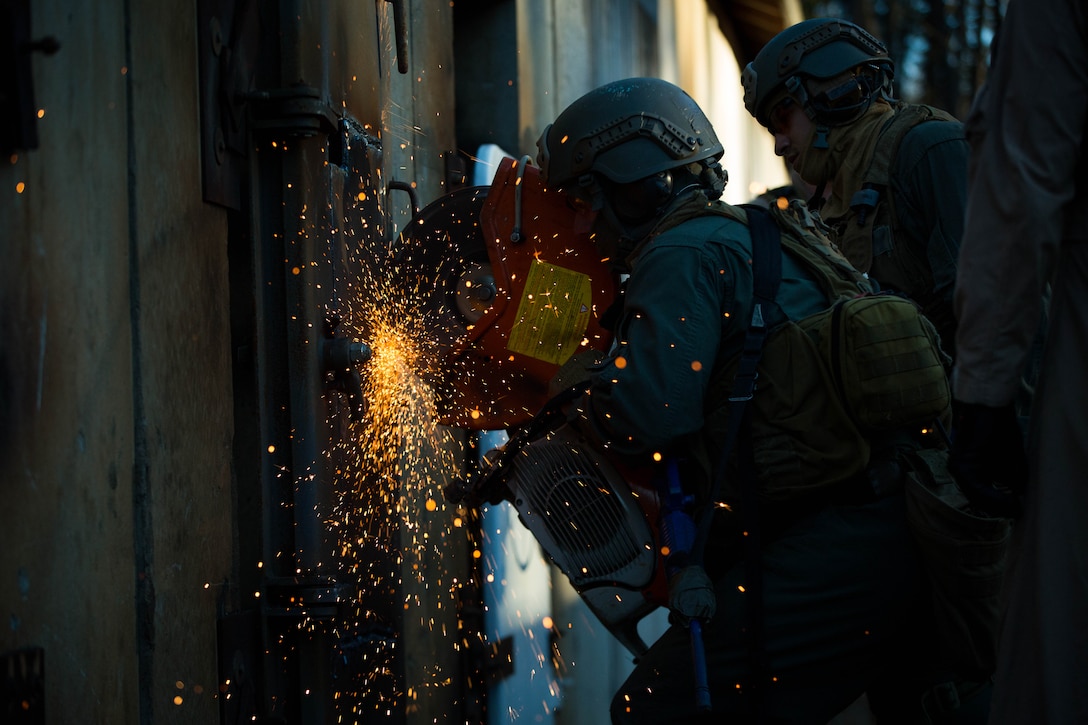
[891,121,969,344]
[574,217,747,462]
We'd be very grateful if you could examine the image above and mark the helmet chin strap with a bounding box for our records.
[600,184,713,266]
[597,203,660,262]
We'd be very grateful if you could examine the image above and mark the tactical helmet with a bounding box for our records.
[536,77,724,192]
[742,18,894,129]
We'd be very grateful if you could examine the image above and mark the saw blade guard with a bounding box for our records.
[396,157,619,430]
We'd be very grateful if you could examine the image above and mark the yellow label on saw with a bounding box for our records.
[507,261,594,366]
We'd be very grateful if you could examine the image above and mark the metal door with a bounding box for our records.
[199,1,471,722]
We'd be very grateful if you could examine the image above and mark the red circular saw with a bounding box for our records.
[396,157,619,430]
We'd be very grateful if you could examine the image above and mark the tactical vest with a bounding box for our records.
[822,104,959,344]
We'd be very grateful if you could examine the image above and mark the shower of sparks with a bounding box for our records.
[278,156,613,720]
[357,297,444,481]
[323,208,490,721]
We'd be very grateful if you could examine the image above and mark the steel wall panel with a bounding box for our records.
[0,1,141,723]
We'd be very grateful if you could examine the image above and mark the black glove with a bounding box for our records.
[948,401,1028,518]
[668,565,716,624]
[547,349,605,398]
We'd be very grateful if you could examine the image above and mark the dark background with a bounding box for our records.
[802,0,1008,119]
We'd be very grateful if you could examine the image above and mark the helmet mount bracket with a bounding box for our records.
[570,113,698,178]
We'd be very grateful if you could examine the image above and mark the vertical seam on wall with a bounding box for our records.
[123,0,155,722]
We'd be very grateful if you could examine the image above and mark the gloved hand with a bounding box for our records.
[948,401,1028,518]
[547,349,606,398]
[668,565,716,624]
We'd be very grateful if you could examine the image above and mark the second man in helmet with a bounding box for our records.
[742,18,966,356]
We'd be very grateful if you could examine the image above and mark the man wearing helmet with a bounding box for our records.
[742,18,966,357]
[537,77,927,724]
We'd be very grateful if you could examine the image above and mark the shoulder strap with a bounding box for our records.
[867,105,938,186]
[852,104,957,220]
[698,203,778,716]
[694,204,781,554]
[724,205,781,412]
[746,205,782,308]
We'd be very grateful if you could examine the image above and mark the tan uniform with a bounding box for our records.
[953,0,1088,721]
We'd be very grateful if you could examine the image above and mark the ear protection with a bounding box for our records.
[699,160,728,200]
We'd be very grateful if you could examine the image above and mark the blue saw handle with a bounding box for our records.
[690,619,712,712]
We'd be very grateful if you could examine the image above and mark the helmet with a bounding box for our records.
[536,77,724,191]
[742,18,894,129]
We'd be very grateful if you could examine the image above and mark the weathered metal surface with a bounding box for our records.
[0,1,140,722]
[123,0,237,721]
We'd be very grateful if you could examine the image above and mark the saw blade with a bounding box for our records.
[392,185,492,346]
[389,186,496,416]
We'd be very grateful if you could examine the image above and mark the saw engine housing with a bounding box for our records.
[463,403,670,656]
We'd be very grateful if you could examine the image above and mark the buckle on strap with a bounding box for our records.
[749,302,766,331]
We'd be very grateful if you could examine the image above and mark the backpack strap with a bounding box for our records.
[694,204,781,716]
[695,205,781,525]
[729,205,782,407]
[850,104,955,234]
